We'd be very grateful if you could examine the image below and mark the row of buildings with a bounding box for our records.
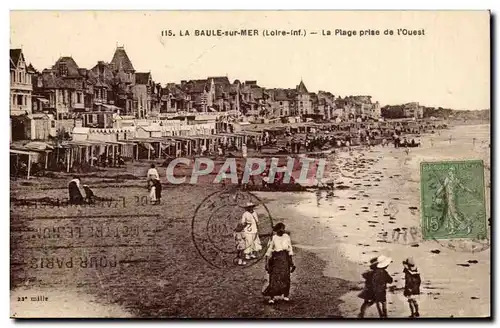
[10,46,425,143]
[10,46,386,122]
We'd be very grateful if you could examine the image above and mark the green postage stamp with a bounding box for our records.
[420,160,487,240]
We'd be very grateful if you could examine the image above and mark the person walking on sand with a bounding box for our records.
[148,178,162,205]
[358,257,379,318]
[403,257,422,318]
[263,223,296,304]
[240,202,262,260]
[372,255,393,318]
[147,164,160,187]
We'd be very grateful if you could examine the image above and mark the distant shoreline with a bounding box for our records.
[448,119,490,127]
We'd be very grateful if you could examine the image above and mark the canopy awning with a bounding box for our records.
[24,141,54,151]
[140,142,154,151]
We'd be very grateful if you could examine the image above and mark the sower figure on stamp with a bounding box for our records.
[434,167,474,234]
[240,202,262,260]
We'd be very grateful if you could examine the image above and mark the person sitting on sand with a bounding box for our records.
[403,257,421,318]
[82,184,95,204]
[263,223,296,304]
[372,255,393,318]
[68,176,85,205]
[358,257,379,318]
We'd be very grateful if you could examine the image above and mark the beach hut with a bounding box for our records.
[10,148,40,179]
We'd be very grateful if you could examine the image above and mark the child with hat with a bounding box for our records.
[372,255,393,318]
[234,222,247,266]
[403,257,421,318]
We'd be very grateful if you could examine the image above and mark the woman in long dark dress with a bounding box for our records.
[263,223,296,304]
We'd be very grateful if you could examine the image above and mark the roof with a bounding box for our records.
[90,61,115,85]
[27,113,53,120]
[53,57,81,77]
[110,47,135,72]
[138,125,161,132]
[184,79,208,93]
[39,72,85,90]
[27,63,37,74]
[10,49,23,69]
[297,80,308,94]
[24,141,54,151]
[271,88,296,101]
[10,149,38,156]
[135,72,151,85]
[208,76,231,85]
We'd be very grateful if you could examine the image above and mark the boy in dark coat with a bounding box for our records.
[403,257,422,317]
[372,255,393,318]
[357,257,379,318]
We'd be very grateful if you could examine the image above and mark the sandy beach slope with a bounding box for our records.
[10,124,490,318]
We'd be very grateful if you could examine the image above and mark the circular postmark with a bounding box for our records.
[192,189,274,269]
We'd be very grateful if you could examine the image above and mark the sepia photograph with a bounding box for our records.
[9,10,491,319]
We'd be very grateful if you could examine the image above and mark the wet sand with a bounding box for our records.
[259,124,490,318]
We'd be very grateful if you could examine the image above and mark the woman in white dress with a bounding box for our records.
[242,143,248,158]
[240,202,262,259]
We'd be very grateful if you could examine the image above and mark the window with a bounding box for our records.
[18,72,22,83]
[59,63,68,76]
[17,95,23,105]
[77,93,82,103]
[51,121,56,128]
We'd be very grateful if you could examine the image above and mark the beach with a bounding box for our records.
[10,124,490,318]
[259,123,490,318]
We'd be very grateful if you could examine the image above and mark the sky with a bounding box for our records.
[10,10,490,110]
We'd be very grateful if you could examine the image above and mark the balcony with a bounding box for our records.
[10,82,32,91]
[10,105,31,116]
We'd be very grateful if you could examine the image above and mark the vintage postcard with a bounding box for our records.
[10,10,490,319]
